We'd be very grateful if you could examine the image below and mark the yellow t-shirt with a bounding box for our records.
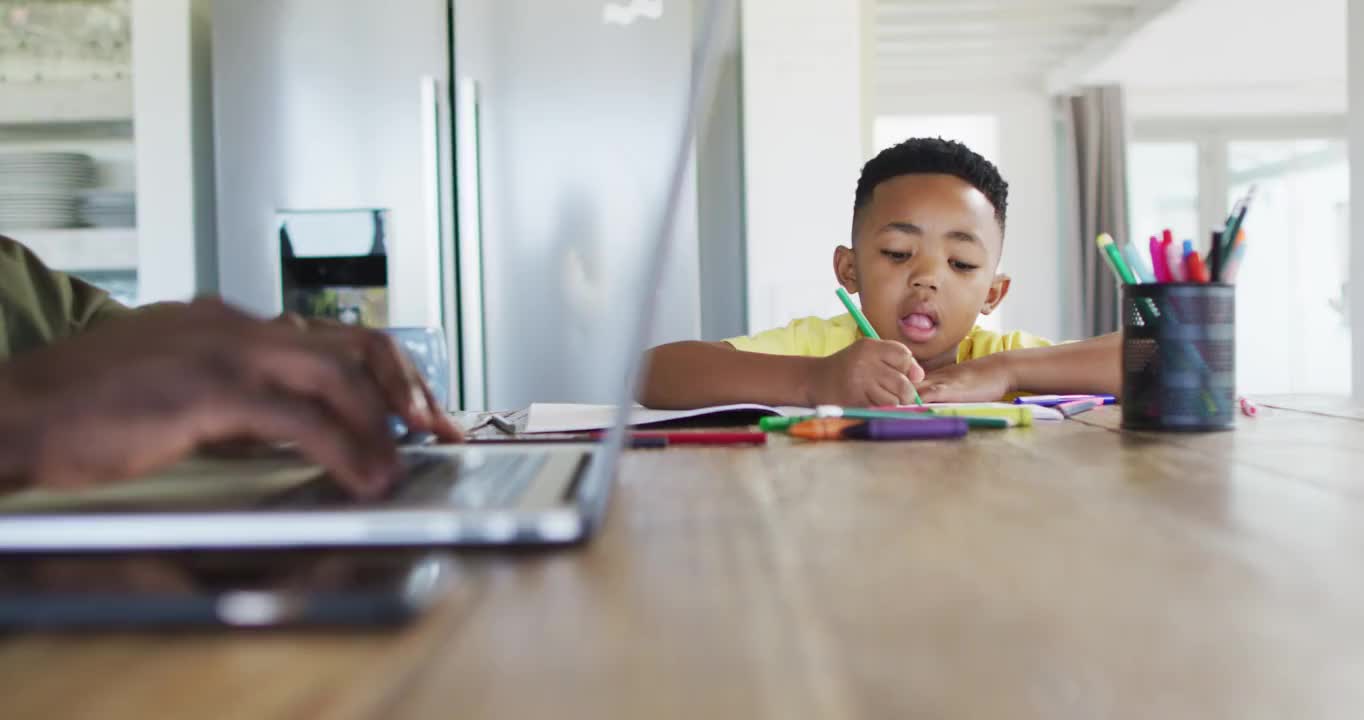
[724,314,1052,362]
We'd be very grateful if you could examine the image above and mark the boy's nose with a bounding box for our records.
[909,256,946,291]
[910,274,940,291]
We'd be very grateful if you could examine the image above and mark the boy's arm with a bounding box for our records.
[639,339,925,409]
[639,341,821,409]
[918,333,1122,402]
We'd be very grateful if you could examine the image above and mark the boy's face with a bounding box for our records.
[834,173,1010,369]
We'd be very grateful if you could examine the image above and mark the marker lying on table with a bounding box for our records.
[911,406,1030,427]
[471,435,668,449]
[1056,397,1103,417]
[758,415,814,432]
[587,430,767,446]
[835,287,923,406]
[789,417,969,442]
[819,405,1014,428]
[1015,394,1115,407]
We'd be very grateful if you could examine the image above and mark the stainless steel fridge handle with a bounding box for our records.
[419,75,458,410]
[452,76,488,410]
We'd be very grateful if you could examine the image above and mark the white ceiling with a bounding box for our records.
[873,0,1171,97]
[873,0,1346,115]
[1083,0,1347,115]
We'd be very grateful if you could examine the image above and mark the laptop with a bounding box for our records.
[0,0,735,553]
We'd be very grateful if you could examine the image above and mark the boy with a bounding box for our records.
[641,137,1120,409]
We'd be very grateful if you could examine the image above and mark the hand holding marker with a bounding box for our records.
[835,287,923,406]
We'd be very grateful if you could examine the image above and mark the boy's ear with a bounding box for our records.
[833,245,858,292]
[980,273,1011,315]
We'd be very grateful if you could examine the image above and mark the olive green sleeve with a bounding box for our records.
[0,234,132,361]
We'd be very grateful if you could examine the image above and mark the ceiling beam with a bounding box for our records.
[875,73,1048,96]
[878,0,1141,8]
[878,6,1134,26]
[878,45,1077,60]
[1044,0,1185,94]
[876,22,1112,41]
[878,33,1091,49]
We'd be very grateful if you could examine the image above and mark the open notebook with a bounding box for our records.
[521,402,1062,434]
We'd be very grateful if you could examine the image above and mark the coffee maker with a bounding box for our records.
[278,209,389,327]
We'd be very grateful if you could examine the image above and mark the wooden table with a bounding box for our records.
[5,398,1364,719]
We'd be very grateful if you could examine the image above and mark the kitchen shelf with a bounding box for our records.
[5,226,137,272]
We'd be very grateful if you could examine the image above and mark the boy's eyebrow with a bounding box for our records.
[880,222,981,245]
[880,222,923,236]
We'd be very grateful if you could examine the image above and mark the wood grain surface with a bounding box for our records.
[3,399,1361,719]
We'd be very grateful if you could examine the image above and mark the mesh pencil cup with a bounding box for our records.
[1121,283,1235,431]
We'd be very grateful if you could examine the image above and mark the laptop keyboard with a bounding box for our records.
[262,450,548,510]
[395,451,546,508]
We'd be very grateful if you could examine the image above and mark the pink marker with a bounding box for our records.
[1058,397,1102,417]
[1165,239,1186,282]
[1149,235,1171,282]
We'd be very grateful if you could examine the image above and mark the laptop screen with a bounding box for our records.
[579,0,738,519]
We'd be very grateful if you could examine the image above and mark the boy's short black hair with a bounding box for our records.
[852,137,1009,236]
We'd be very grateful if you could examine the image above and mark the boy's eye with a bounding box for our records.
[881,250,911,262]
[950,260,980,272]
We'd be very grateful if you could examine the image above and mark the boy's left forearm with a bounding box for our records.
[1000,332,1122,398]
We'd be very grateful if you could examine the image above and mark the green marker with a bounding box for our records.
[816,406,1010,429]
[1095,234,1138,285]
[759,415,812,433]
[834,287,924,406]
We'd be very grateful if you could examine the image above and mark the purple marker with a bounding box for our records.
[1015,394,1116,407]
[847,418,969,441]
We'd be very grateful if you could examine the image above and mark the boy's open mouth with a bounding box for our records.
[898,310,939,344]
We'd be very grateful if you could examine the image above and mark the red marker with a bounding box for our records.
[589,430,767,446]
[1189,248,1211,280]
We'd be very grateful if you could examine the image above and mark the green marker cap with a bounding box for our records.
[759,416,811,432]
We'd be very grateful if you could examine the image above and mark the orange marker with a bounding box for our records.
[788,418,861,441]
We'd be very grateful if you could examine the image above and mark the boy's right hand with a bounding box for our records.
[807,338,925,406]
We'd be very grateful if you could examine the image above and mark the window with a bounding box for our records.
[1227,140,1350,394]
[1128,142,1198,251]
[1129,125,1351,396]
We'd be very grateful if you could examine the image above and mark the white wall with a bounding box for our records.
[740,0,866,333]
[131,0,217,302]
[1351,0,1364,400]
[876,91,1065,341]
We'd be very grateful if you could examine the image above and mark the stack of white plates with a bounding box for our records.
[78,190,136,228]
[0,191,81,229]
[0,152,96,229]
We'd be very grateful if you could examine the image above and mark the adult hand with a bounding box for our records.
[0,298,461,497]
[273,313,463,442]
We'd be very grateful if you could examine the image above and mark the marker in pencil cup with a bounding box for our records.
[1103,218,1250,430]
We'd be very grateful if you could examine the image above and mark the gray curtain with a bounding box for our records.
[1059,85,1129,337]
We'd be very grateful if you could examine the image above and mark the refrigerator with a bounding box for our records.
[210,0,745,410]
